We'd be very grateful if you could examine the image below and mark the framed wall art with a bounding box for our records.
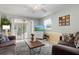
[59,15,70,26]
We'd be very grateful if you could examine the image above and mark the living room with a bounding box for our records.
[0,4,79,55]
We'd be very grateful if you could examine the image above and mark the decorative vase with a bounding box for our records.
[31,34,34,42]
[31,34,36,42]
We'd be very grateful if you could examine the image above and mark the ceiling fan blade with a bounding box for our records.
[41,8,47,12]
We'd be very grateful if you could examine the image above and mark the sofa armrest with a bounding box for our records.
[8,36,16,40]
[52,45,79,55]
[0,40,16,48]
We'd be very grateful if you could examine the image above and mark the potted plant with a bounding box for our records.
[1,17,11,36]
[1,17,11,26]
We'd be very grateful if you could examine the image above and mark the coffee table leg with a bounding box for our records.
[39,47,41,54]
[30,49,32,55]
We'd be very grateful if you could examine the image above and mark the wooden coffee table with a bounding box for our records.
[25,40,44,54]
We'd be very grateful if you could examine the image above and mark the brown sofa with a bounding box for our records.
[0,36,16,48]
[52,45,79,55]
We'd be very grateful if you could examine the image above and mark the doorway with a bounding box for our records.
[13,19,32,40]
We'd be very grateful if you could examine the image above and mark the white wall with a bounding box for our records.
[42,5,79,34]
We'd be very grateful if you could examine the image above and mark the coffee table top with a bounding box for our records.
[26,40,44,49]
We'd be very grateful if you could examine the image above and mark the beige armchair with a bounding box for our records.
[45,32,62,44]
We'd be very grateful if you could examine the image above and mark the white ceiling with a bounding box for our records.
[0,4,67,18]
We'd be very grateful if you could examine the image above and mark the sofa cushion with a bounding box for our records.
[61,33,75,47]
[74,32,79,48]
[0,35,10,44]
[0,36,16,48]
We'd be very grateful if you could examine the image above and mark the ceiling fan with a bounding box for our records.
[27,4,47,13]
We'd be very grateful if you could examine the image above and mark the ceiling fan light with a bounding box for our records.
[33,6,39,10]
[32,5,42,10]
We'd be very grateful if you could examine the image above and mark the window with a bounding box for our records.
[44,19,52,30]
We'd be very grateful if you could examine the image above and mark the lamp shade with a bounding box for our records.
[2,25,10,30]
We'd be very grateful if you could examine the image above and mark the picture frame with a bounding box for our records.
[59,15,70,26]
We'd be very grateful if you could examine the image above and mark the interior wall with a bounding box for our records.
[42,5,79,34]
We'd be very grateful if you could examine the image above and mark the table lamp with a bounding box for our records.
[2,25,10,36]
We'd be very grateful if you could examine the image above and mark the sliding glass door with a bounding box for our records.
[13,19,31,40]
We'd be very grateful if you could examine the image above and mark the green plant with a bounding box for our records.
[1,17,11,25]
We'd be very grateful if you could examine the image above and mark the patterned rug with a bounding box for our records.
[0,39,52,55]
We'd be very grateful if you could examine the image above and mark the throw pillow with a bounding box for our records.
[1,36,10,43]
[63,34,70,43]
